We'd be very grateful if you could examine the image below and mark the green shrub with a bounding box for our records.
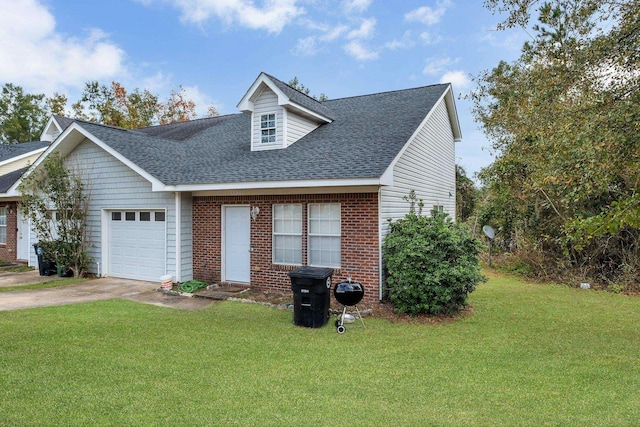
[383,192,485,315]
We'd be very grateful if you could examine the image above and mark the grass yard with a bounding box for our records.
[1,271,639,426]
[0,278,88,293]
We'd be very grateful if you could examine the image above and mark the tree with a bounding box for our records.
[288,77,328,101]
[0,83,48,144]
[47,93,68,116]
[19,154,90,277]
[74,81,159,129]
[72,81,219,128]
[455,165,477,222]
[157,85,218,125]
[471,0,640,285]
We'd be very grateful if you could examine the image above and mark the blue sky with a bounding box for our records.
[0,0,528,178]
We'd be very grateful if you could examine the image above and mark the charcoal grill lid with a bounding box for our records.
[335,281,364,293]
[287,266,334,279]
[334,281,365,306]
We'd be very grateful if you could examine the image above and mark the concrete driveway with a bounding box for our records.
[0,269,66,287]
[0,270,216,311]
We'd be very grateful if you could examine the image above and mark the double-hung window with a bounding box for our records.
[261,113,276,143]
[0,207,6,245]
[308,203,341,267]
[273,204,302,264]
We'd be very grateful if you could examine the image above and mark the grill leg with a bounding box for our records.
[354,305,366,330]
[340,306,347,326]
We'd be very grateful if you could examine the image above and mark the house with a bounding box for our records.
[5,73,461,304]
[0,141,50,262]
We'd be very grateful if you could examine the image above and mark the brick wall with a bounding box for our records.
[193,193,380,305]
[0,202,18,262]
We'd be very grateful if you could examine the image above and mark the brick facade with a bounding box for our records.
[193,192,380,305]
[0,201,18,262]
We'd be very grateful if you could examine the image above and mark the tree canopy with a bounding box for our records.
[0,81,220,143]
[0,83,48,144]
[472,0,639,285]
[288,77,328,101]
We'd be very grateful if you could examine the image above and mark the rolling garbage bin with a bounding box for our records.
[33,243,56,276]
[288,266,334,328]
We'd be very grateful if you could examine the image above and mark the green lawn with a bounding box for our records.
[1,271,639,426]
[0,277,88,293]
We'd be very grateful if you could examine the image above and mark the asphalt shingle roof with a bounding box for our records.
[0,141,49,163]
[52,115,75,132]
[263,73,336,121]
[0,167,26,193]
[72,83,450,187]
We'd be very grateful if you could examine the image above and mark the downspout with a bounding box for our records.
[175,192,182,283]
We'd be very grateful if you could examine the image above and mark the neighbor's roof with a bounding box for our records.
[62,83,452,187]
[0,141,49,163]
[0,167,26,193]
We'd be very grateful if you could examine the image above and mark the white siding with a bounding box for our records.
[252,87,284,150]
[286,111,319,147]
[28,138,190,280]
[0,153,42,176]
[380,99,456,237]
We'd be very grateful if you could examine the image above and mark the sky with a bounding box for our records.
[0,0,529,178]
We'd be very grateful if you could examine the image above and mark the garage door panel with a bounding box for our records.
[109,210,166,281]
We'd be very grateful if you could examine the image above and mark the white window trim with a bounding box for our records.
[272,203,302,265]
[307,203,341,268]
[0,206,6,245]
[260,113,277,144]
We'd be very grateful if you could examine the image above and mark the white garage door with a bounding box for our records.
[109,210,166,281]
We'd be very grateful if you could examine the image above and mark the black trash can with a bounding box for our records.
[288,266,334,328]
[33,243,56,276]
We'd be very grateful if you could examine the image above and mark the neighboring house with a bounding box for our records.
[6,73,461,304]
[0,141,50,262]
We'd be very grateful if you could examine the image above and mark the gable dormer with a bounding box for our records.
[41,115,74,142]
[237,73,334,151]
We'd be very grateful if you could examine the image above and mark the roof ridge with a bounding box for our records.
[135,112,243,131]
[264,73,327,104]
[67,118,131,133]
[325,83,449,103]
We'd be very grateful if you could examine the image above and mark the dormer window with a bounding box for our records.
[261,113,276,143]
[238,73,334,151]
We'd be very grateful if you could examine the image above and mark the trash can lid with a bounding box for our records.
[287,266,334,279]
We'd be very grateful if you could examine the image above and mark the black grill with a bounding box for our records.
[334,281,365,306]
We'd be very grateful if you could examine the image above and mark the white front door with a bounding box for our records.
[223,206,250,283]
[16,210,30,261]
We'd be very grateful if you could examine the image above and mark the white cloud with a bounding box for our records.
[291,23,348,57]
[440,70,471,90]
[343,40,379,61]
[419,31,443,45]
[139,72,173,94]
[404,0,452,26]
[292,36,319,56]
[181,85,219,117]
[347,17,376,39]
[384,31,415,50]
[142,0,304,34]
[0,0,127,94]
[343,0,372,13]
[423,56,458,75]
[323,24,349,41]
[479,31,526,52]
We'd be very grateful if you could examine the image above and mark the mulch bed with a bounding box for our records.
[237,288,474,325]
